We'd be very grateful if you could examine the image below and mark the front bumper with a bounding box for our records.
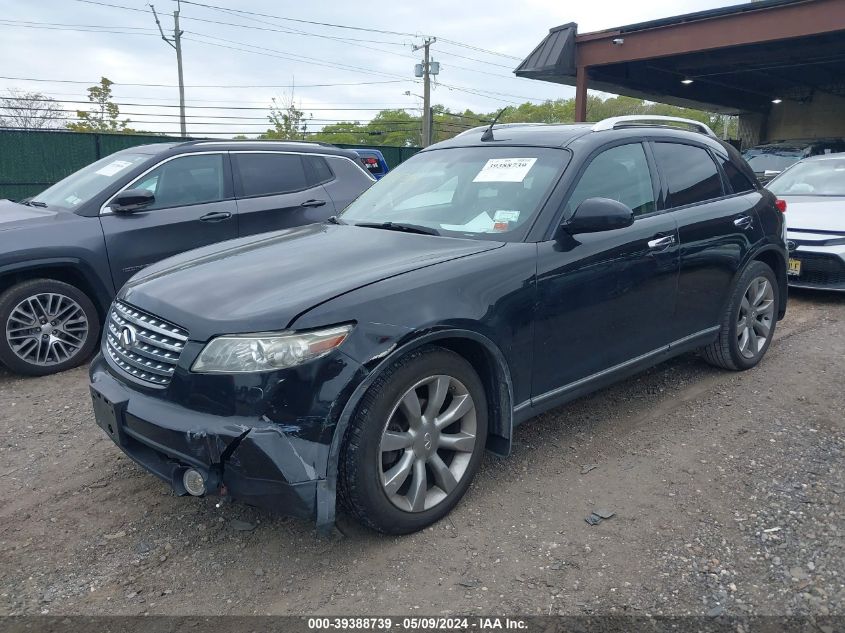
[787,245,845,292]
[89,353,361,520]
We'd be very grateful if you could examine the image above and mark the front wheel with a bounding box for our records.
[339,346,488,534]
[702,260,779,371]
[0,279,100,376]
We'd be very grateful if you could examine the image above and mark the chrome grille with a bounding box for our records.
[105,301,188,386]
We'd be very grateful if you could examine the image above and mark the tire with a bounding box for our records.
[339,346,488,535]
[0,279,101,376]
[701,260,779,371]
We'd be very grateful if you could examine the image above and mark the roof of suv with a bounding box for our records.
[430,119,727,152]
[118,140,361,160]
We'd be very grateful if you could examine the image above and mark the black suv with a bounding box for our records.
[0,141,374,376]
[89,116,788,535]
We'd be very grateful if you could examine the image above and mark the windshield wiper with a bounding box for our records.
[354,221,440,236]
[27,200,48,208]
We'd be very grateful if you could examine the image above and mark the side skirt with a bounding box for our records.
[513,326,719,425]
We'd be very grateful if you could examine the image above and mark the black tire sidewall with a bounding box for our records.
[344,347,488,534]
[0,279,101,376]
[726,262,779,370]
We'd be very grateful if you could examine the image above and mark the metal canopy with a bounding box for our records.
[513,23,576,83]
[515,0,845,115]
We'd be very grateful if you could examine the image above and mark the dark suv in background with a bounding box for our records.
[89,115,788,535]
[0,140,374,376]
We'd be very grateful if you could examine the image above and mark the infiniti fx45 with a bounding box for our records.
[90,117,788,534]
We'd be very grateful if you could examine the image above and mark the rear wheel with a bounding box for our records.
[0,279,100,376]
[339,346,488,534]
[702,260,778,371]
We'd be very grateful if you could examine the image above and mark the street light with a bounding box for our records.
[404,91,426,146]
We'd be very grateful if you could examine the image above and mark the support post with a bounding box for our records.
[575,65,588,122]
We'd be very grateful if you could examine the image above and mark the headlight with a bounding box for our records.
[191,324,352,373]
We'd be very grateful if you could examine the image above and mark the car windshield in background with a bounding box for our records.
[31,152,150,211]
[340,147,568,241]
[768,157,845,197]
[743,151,802,173]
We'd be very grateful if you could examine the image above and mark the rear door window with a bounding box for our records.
[715,154,755,194]
[653,143,724,208]
[232,153,308,198]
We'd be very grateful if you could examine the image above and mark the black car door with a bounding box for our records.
[532,142,680,403]
[231,152,337,236]
[100,152,237,290]
[650,141,764,341]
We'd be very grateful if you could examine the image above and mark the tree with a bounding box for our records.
[67,77,132,133]
[260,92,310,140]
[0,90,65,129]
[309,94,738,147]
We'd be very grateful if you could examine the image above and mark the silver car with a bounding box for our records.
[767,154,845,291]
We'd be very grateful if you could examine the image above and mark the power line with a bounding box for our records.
[0,19,158,31]
[0,97,436,111]
[182,33,410,80]
[175,0,421,38]
[0,75,407,89]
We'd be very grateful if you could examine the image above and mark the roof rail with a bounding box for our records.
[592,115,716,137]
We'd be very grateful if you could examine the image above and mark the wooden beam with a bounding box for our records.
[575,66,588,122]
[576,0,845,67]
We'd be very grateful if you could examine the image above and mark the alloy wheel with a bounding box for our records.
[736,276,775,359]
[378,374,478,512]
[5,293,90,366]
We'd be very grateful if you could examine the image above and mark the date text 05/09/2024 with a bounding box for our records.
[306,617,528,631]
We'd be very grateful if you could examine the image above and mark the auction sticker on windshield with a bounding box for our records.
[96,160,134,177]
[473,158,537,183]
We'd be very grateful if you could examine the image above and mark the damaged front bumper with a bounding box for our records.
[89,354,352,521]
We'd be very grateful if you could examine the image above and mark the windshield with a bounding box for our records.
[32,152,151,211]
[768,157,845,197]
[743,150,802,173]
[340,146,568,241]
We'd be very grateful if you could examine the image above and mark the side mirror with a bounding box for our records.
[110,188,154,213]
[559,197,634,236]
[763,169,781,178]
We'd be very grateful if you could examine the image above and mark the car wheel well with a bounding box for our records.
[0,267,106,318]
[427,337,512,456]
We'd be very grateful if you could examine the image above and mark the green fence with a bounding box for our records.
[0,129,421,201]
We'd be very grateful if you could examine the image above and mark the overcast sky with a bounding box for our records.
[1,0,740,137]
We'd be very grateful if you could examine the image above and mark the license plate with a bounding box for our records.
[90,383,128,445]
[787,258,801,277]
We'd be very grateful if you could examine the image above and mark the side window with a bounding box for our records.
[715,153,755,194]
[138,154,225,210]
[567,143,655,216]
[233,153,308,198]
[652,143,724,208]
[303,155,334,186]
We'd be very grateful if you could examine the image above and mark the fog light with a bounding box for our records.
[182,468,206,496]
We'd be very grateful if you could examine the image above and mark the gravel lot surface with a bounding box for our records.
[0,291,843,617]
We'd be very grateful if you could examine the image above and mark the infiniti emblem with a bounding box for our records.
[120,324,138,349]
[423,432,432,451]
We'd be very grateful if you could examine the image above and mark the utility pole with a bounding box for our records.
[151,1,186,137]
[413,37,436,147]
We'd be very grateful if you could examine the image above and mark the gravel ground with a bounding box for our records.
[0,290,842,617]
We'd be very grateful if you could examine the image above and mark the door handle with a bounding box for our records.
[300,199,327,208]
[647,235,676,250]
[199,211,232,222]
[734,215,753,230]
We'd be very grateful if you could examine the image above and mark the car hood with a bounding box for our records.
[781,196,845,233]
[122,223,503,340]
[0,198,68,231]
